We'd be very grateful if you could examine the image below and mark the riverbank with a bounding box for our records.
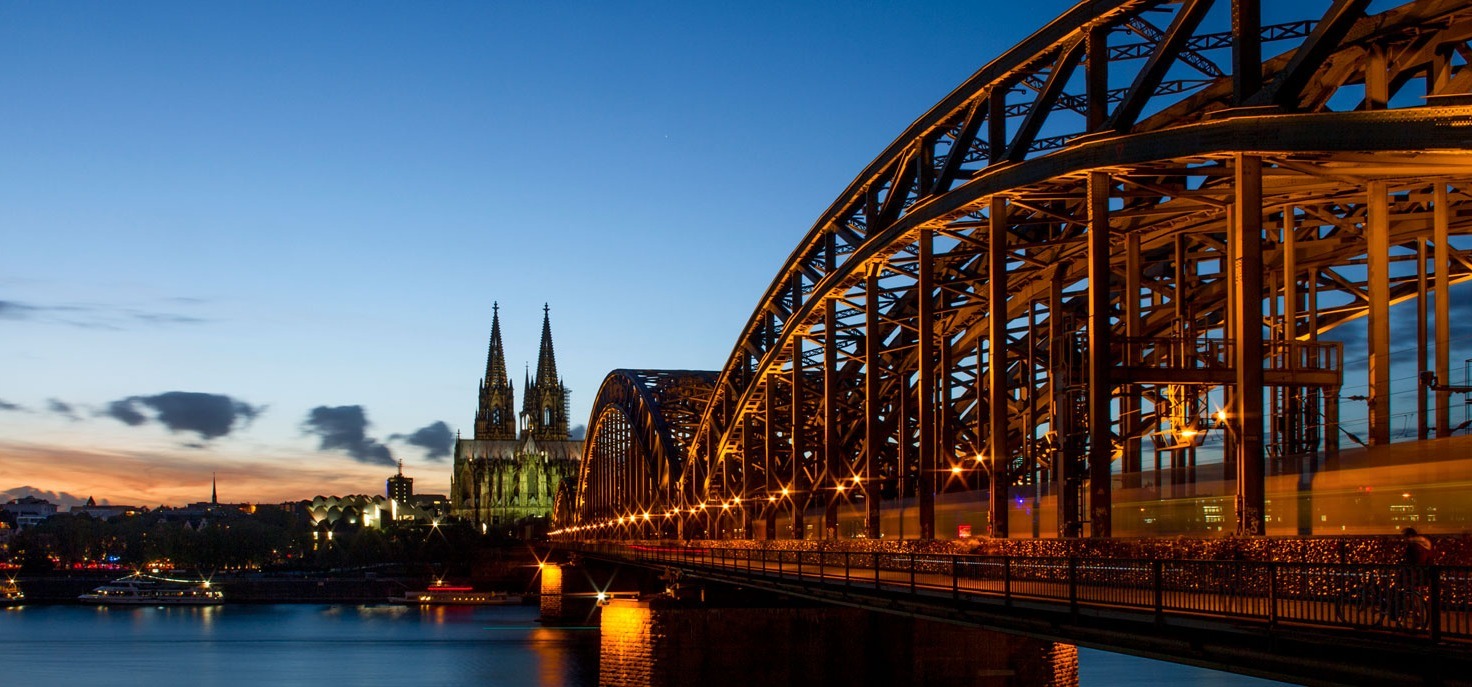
[15,572,450,604]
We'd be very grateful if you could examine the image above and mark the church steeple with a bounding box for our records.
[211,473,217,505]
[484,302,510,389]
[525,304,569,441]
[475,302,517,440]
[535,303,559,387]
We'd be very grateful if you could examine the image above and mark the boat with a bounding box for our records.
[78,573,223,605]
[390,583,522,606]
[1,578,22,606]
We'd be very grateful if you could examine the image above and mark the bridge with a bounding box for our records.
[547,0,1472,682]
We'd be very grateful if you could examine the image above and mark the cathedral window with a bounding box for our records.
[543,407,552,427]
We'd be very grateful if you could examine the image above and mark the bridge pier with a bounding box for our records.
[600,595,1078,687]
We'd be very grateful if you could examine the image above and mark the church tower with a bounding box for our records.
[474,303,516,440]
[523,304,570,441]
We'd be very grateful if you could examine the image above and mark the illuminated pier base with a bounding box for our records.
[539,563,564,620]
[601,598,1077,687]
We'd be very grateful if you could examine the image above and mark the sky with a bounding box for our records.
[0,0,1092,507]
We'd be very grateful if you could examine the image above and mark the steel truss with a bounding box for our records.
[563,0,1472,540]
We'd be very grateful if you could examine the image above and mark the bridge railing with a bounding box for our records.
[585,543,1471,643]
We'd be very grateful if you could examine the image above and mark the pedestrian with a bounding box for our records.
[1403,527,1434,567]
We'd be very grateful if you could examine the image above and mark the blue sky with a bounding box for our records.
[0,1,1084,505]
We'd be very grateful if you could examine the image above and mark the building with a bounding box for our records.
[2,496,58,529]
[70,496,143,520]
[452,304,582,529]
[387,461,413,504]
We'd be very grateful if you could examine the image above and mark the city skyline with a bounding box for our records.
[1,1,1080,507]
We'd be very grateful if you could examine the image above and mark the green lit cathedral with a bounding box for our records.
[452,304,582,529]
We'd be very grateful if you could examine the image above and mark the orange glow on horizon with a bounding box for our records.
[0,440,443,507]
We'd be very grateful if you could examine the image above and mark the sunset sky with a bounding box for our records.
[3,1,1094,507]
[2,0,1437,509]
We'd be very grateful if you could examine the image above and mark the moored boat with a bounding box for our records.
[79,573,223,605]
[1,578,22,606]
[390,583,522,606]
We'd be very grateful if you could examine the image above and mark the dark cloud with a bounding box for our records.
[0,300,40,320]
[104,392,262,439]
[0,299,209,329]
[48,399,81,421]
[569,424,587,440]
[390,421,453,461]
[0,486,87,509]
[303,405,394,466]
[0,399,25,412]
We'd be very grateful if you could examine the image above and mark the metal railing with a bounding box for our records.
[569,542,1470,642]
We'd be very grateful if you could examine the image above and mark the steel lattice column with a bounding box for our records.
[1234,155,1266,536]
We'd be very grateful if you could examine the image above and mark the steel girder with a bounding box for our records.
[679,0,1472,541]
[566,370,717,535]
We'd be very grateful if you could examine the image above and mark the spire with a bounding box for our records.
[397,459,403,477]
[211,473,218,505]
[523,364,534,416]
[535,303,559,387]
[475,302,517,440]
[484,302,510,390]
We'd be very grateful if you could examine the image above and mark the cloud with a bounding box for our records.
[0,298,210,329]
[0,486,88,509]
[104,392,263,440]
[0,399,25,412]
[0,300,41,320]
[570,424,587,440]
[303,405,394,466]
[48,399,81,421]
[390,421,453,461]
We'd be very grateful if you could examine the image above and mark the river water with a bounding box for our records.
[0,604,1282,686]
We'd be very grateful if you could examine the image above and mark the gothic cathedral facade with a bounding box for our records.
[451,304,582,529]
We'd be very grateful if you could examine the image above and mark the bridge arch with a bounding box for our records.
[564,369,717,536]
[675,0,1472,542]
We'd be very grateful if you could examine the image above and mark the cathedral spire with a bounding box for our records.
[211,472,217,505]
[535,303,559,387]
[474,302,516,440]
[484,302,510,390]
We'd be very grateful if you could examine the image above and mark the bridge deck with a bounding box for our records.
[564,542,1472,686]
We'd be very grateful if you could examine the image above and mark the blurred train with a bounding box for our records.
[718,435,1472,540]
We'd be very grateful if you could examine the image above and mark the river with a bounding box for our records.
[0,604,1283,686]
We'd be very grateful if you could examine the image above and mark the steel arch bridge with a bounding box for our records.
[564,0,1472,542]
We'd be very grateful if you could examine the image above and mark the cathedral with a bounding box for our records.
[451,304,582,530]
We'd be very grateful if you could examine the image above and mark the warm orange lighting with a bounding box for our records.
[1215,408,1228,423]
[835,483,846,492]
[974,453,986,463]
[721,502,730,509]
[732,497,741,505]
[642,512,651,520]
[768,495,777,502]
[780,487,790,496]
[951,465,963,475]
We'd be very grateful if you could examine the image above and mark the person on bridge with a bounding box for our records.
[1403,527,1434,567]
[1401,527,1435,595]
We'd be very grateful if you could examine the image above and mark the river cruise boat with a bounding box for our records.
[79,574,223,605]
[391,583,522,606]
[1,578,22,606]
